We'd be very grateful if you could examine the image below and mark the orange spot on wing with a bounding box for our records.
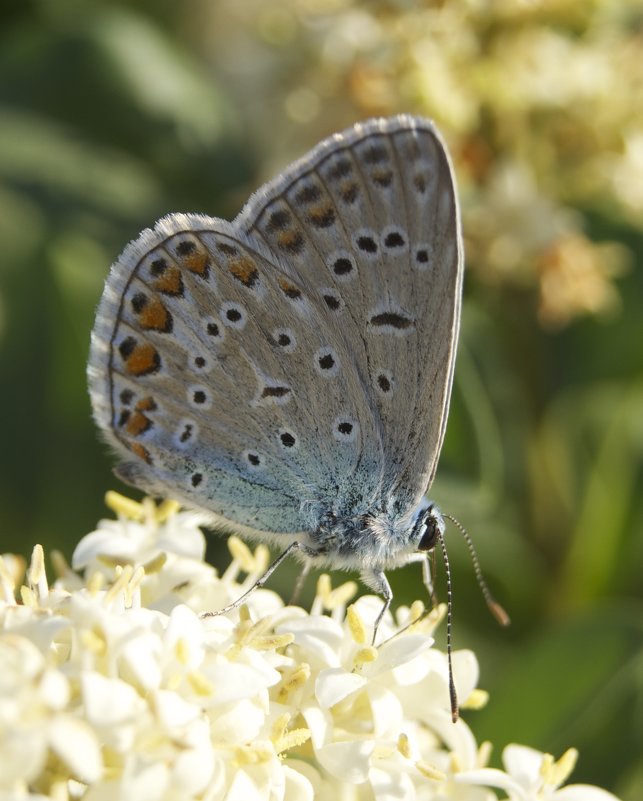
[308,205,335,227]
[126,411,152,437]
[153,266,184,296]
[276,229,304,253]
[125,343,160,376]
[138,297,172,332]
[182,248,209,275]
[130,442,152,464]
[277,277,302,299]
[229,256,259,287]
[135,396,157,411]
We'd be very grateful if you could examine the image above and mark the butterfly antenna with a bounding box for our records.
[444,514,510,627]
[437,530,459,722]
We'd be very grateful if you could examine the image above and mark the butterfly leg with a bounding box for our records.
[363,569,393,645]
[203,540,314,619]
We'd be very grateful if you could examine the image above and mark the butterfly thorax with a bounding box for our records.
[303,496,433,571]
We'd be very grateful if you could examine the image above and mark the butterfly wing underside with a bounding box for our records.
[88,115,462,539]
[237,115,463,515]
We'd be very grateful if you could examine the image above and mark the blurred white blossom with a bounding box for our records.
[200,0,640,327]
[0,494,622,799]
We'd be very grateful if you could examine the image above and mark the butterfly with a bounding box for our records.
[88,113,464,652]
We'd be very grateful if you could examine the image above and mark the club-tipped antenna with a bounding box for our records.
[444,513,510,627]
[437,530,459,722]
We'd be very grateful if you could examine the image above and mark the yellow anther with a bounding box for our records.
[346,604,367,644]
[327,580,358,609]
[250,633,295,651]
[478,740,493,767]
[272,713,291,741]
[227,536,255,572]
[175,638,191,665]
[397,732,412,759]
[87,571,105,595]
[315,573,332,603]
[550,748,578,786]
[271,713,310,754]
[353,646,378,667]
[188,671,214,696]
[155,499,181,523]
[105,491,144,521]
[416,760,446,781]
[253,544,271,573]
[20,584,37,608]
[540,752,554,781]
[276,663,311,702]
[28,544,46,588]
[105,564,132,603]
[143,552,167,574]
[408,600,425,622]
[275,728,311,753]
[461,688,489,710]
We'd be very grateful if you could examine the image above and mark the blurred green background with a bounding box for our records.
[1,1,641,798]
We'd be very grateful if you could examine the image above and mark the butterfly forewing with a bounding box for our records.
[237,116,462,510]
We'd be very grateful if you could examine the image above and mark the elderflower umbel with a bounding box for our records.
[0,494,622,801]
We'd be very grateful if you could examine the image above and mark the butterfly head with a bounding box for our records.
[411,498,445,554]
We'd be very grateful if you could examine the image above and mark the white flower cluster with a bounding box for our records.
[0,494,620,800]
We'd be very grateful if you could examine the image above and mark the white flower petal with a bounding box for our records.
[153,689,200,728]
[367,684,404,737]
[119,630,162,690]
[503,744,545,790]
[302,705,332,749]
[224,766,272,801]
[0,727,47,784]
[157,514,207,559]
[371,634,432,677]
[370,764,415,801]
[38,668,70,710]
[81,672,145,726]
[49,716,103,783]
[315,667,366,708]
[456,766,527,798]
[204,661,278,705]
[426,714,481,769]
[276,615,345,667]
[208,697,265,742]
[163,604,205,667]
[282,762,319,801]
[108,762,170,801]
[452,649,480,702]
[72,524,140,568]
[168,720,215,794]
[316,739,375,783]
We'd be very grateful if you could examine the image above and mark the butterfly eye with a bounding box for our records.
[415,506,444,552]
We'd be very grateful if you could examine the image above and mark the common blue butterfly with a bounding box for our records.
[89,115,464,650]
